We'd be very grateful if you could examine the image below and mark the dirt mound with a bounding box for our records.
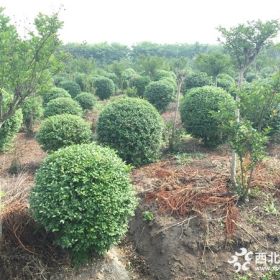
[130,154,280,279]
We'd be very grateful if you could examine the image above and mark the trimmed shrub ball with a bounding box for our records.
[97,97,164,166]
[36,114,92,152]
[130,75,150,97]
[59,80,81,98]
[180,86,236,147]
[41,87,71,105]
[154,70,176,81]
[217,73,235,91]
[75,92,96,110]
[144,80,175,112]
[44,97,82,118]
[184,72,213,93]
[29,143,137,262]
[93,76,115,100]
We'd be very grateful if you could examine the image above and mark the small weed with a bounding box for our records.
[234,274,252,280]
[261,270,280,280]
[143,211,154,222]
[263,194,278,215]
[264,200,278,215]
[248,187,262,199]
[247,214,261,226]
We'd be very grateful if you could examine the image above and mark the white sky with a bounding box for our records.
[0,0,280,45]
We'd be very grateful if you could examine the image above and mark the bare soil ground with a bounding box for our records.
[129,139,280,280]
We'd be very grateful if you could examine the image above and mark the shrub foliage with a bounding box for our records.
[0,110,23,152]
[130,75,150,97]
[184,72,213,92]
[30,143,137,261]
[97,97,163,166]
[180,86,236,147]
[22,96,43,134]
[41,87,71,105]
[59,80,81,97]
[0,91,23,151]
[44,97,82,117]
[93,76,115,100]
[75,92,96,110]
[36,114,92,152]
[144,80,175,112]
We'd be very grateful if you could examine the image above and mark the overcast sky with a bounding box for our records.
[1,0,280,45]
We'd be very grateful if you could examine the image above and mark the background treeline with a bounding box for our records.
[63,42,221,64]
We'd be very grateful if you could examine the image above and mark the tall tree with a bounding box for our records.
[0,8,63,128]
[218,19,280,186]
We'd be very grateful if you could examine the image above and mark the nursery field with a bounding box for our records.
[1,100,280,280]
[1,6,280,280]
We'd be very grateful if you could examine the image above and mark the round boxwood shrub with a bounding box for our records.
[93,76,115,100]
[144,80,175,112]
[59,80,81,98]
[75,92,96,110]
[44,97,82,118]
[184,72,213,93]
[29,143,137,261]
[180,86,236,147]
[41,87,71,105]
[36,114,92,152]
[97,97,163,166]
[0,110,23,152]
[217,73,235,91]
[74,73,88,92]
[130,75,150,97]
[154,70,176,81]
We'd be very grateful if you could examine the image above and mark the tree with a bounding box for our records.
[218,20,280,186]
[0,8,63,128]
[169,58,189,150]
[137,56,169,80]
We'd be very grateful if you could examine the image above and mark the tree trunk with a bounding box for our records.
[170,78,183,150]
[231,69,244,186]
[0,185,2,242]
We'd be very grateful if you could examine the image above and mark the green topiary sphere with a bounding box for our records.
[36,114,92,152]
[93,76,115,100]
[41,87,71,105]
[29,143,137,261]
[97,97,163,166]
[44,97,83,118]
[75,92,96,110]
[130,75,150,97]
[144,80,175,112]
[180,86,236,147]
[217,73,235,91]
[59,80,81,98]
[184,72,213,92]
